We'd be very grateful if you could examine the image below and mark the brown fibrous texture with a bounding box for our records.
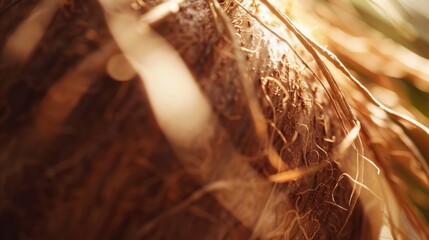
[0,0,386,239]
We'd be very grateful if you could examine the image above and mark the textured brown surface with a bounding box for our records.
[0,0,369,239]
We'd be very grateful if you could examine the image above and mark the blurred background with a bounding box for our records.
[301,0,429,126]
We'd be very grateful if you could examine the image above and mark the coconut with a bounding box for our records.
[0,0,428,239]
